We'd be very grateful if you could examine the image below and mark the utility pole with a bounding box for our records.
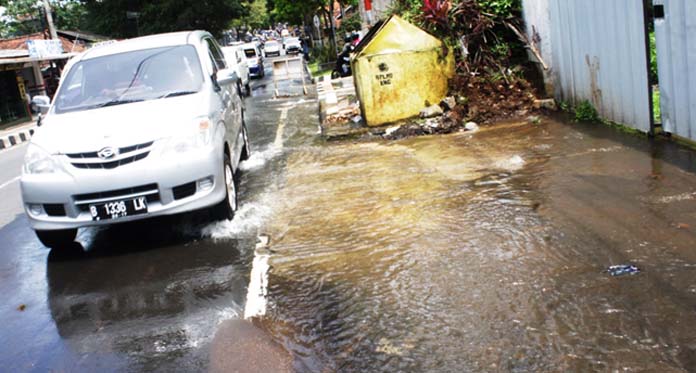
[42,0,58,40]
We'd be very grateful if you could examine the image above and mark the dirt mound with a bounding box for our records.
[450,73,537,124]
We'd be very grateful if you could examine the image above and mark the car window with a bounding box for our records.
[205,38,227,71]
[53,45,204,114]
[244,48,257,58]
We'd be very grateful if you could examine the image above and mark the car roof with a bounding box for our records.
[79,30,209,61]
[221,45,240,52]
[241,42,259,49]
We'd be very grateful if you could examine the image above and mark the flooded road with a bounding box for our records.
[253,118,696,371]
[2,57,696,372]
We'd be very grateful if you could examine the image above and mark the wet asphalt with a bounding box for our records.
[0,53,312,372]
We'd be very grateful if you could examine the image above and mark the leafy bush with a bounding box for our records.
[478,0,521,18]
[649,31,658,84]
[337,13,362,39]
[574,100,599,122]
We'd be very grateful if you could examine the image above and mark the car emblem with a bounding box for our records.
[97,147,118,160]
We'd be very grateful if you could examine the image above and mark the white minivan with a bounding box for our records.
[221,44,251,97]
[242,43,265,78]
[22,31,251,249]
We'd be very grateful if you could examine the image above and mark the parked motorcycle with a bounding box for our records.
[331,33,360,79]
[331,43,354,79]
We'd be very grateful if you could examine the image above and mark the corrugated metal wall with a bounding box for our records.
[549,0,652,133]
[654,0,696,141]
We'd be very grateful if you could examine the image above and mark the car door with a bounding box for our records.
[204,37,242,165]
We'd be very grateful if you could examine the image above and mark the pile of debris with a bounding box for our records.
[324,103,361,126]
[381,96,478,140]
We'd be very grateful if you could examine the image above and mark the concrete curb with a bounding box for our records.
[0,126,36,151]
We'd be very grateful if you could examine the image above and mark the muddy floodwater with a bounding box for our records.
[250,117,696,371]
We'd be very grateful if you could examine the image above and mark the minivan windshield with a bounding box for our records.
[54,45,204,114]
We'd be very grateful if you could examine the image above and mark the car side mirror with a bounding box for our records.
[216,68,238,87]
[32,95,51,115]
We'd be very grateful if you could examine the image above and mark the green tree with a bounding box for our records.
[244,0,268,29]
[229,0,267,38]
[0,0,87,38]
[82,0,246,38]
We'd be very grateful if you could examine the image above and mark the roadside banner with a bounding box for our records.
[26,40,64,58]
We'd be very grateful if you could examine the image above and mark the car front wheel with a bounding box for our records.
[211,154,238,221]
[36,229,77,248]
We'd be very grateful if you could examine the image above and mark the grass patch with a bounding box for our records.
[308,61,332,79]
[574,100,599,122]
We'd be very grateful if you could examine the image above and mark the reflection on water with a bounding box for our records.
[261,119,696,371]
[46,225,252,372]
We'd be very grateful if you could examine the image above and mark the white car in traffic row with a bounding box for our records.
[222,44,251,96]
[22,31,251,249]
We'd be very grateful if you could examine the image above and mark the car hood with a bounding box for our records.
[33,93,208,154]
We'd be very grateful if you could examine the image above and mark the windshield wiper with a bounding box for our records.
[159,90,197,99]
[96,98,145,108]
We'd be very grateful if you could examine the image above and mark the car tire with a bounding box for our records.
[36,229,78,248]
[331,70,341,80]
[211,154,238,221]
[241,123,251,161]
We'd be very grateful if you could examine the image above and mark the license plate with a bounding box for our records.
[90,196,148,221]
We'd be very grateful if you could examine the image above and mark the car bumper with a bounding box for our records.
[20,145,226,231]
[249,65,264,77]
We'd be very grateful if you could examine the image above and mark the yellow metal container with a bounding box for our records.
[352,15,455,127]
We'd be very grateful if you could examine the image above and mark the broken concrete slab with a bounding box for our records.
[420,104,444,118]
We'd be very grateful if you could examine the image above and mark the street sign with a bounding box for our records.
[26,40,64,58]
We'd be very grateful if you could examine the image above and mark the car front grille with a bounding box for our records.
[67,141,153,170]
[73,183,160,211]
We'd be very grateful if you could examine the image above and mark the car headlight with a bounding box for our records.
[161,117,213,154]
[23,143,64,174]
